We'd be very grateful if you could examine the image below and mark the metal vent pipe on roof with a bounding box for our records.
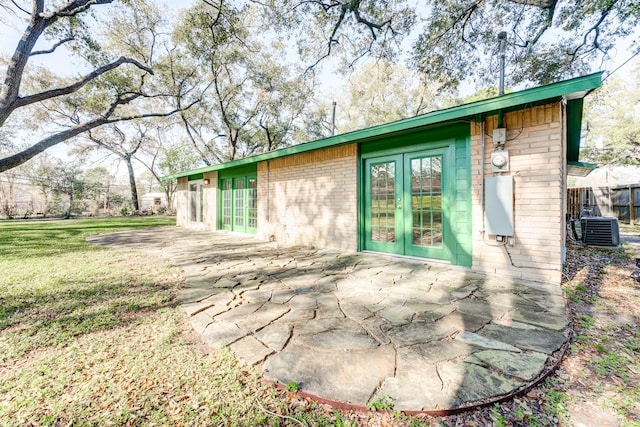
[332,101,337,136]
[498,31,507,96]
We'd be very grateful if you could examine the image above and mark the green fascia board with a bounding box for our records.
[566,98,584,163]
[218,163,257,179]
[168,72,603,180]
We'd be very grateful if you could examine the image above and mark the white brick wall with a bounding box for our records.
[202,171,218,231]
[176,177,188,227]
[471,103,566,284]
[256,145,358,252]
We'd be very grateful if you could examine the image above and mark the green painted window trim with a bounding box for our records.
[188,173,204,181]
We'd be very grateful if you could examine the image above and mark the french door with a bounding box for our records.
[220,175,257,233]
[363,148,451,260]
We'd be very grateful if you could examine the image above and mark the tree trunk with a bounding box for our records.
[126,157,140,211]
[66,187,73,219]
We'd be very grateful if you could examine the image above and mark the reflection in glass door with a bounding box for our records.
[364,149,450,261]
[371,162,396,243]
[364,155,403,254]
[220,175,257,233]
[222,179,232,228]
[410,156,442,247]
[248,178,258,229]
[188,180,203,225]
[234,179,245,228]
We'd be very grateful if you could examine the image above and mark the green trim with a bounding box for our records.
[167,72,603,180]
[457,134,473,267]
[356,144,363,252]
[188,173,203,181]
[359,122,472,265]
[218,174,257,234]
[361,122,468,156]
[566,98,584,163]
[218,164,257,179]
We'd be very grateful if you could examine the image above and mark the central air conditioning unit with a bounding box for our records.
[581,217,620,247]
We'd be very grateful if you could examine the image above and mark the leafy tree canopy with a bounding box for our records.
[412,0,640,89]
[582,58,640,165]
[260,0,638,89]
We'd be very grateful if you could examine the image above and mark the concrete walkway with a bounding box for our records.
[87,227,569,413]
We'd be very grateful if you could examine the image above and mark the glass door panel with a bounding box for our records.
[189,183,197,223]
[234,179,245,228]
[363,148,450,261]
[410,156,443,248]
[403,151,448,259]
[364,155,403,254]
[371,162,396,243]
[221,179,232,229]
[247,178,258,230]
[188,181,203,225]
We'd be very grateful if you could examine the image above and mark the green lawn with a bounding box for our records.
[0,217,311,426]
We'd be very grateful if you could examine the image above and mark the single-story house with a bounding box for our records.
[170,72,602,285]
[140,192,170,213]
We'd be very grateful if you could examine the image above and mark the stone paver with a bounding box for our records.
[87,227,569,413]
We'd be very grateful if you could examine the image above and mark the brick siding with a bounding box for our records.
[175,177,188,227]
[471,103,566,284]
[256,144,358,251]
[203,171,218,231]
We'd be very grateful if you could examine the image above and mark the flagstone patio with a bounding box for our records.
[88,227,569,413]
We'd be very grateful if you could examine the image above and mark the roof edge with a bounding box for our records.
[167,72,603,180]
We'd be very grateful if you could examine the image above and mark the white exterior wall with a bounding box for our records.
[256,144,358,252]
[203,171,218,231]
[471,103,566,284]
[175,177,189,227]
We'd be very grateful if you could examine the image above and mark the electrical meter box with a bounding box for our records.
[485,175,513,236]
[493,128,506,145]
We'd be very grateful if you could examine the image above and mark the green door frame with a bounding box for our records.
[363,154,404,254]
[362,146,453,261]
[219,174,257,234]
[402,146,454,260]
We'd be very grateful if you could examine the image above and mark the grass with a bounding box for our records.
[0,217,307,426]
[0,217,176,362]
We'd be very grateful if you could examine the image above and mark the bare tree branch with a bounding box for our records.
[40,0,114,19]
[0,97,198,173]
[9,0,30,15]
[306,3,346,70]
[30,36,75,56]
[2,57,153,126]
[570,3,615,59]
[0,0,120,127]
